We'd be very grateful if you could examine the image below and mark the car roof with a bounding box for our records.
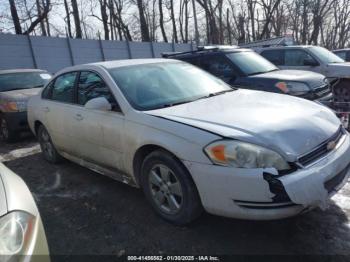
[89,58,174,69]
[55,58,182,75]
[333,48,350,52]
[0,69,48,75]
[260,45,313,50]
[168,48,253,59]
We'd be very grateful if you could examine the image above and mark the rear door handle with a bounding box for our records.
[42,106,50,113]
[74,114,84,121]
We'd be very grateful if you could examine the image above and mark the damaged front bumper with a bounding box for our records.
[183,133,350,220]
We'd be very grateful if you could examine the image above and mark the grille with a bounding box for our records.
[314,84,331,98]
[298,127,344,167]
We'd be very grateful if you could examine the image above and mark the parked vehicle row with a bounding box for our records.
[163,46,332,102]
[26,59,350,225]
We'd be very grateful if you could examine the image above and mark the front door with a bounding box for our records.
[69,71,125,171]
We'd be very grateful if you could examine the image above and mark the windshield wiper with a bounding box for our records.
[247,71,267,76]
[31,84,44,88]
[207,89,235,97]
[161,100,195,108]
[160,89,234,108]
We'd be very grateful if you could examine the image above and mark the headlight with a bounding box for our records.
[275,82,310,96]
[204,140,290,170]
[0,211,35,256]
[3,101,27,112]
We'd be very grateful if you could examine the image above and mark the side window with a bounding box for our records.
[346,51,350,62]
[77,71,119,110]
[284,49,316,66]
[199,55,235,82]
[261,50,284,65]
[51,72,77,103]
[334,51,346,60]
[182,57,200,67]
[42,81,53,99]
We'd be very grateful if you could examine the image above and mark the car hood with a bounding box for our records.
[146,90,340,161]
[250,70,326,88]
[327,63,350,77]
[0,162,38,216]
[0,88,41,102]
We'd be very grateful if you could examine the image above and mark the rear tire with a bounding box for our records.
[140,150,203,225]
[0,116,19,143]
[37,125,63,164]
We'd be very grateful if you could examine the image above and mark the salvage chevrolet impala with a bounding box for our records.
[27,59,350,225]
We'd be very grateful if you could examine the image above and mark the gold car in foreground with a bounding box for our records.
[0,162,49,261]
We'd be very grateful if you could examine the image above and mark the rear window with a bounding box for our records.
[0,72,51,92]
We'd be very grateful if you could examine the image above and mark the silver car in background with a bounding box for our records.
[0,162,49,260]
[27,59,350,224]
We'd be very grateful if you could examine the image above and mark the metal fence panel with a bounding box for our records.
[129,41,153,58]
[0,34,194,73]
[153,43,173,58]
[70,38,103,65]
[0,34,35,69]
[101,40,130,60]
[30,36,72,73]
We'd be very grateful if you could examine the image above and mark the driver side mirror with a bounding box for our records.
[303,58,319,67]
[85,97,111,111]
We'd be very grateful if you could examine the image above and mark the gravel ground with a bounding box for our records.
[1,137,350,258]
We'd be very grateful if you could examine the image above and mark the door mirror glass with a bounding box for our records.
[303,57,319,66]
[84,97,111,111]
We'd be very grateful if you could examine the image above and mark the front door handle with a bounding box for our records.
[74,114,84,121]
[42,106,50,113]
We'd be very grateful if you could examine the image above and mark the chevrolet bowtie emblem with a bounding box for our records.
[327,141,337,151]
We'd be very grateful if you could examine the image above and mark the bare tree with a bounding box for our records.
[135,0,150,41]
[71,0,82,38]
[8,0,22,34]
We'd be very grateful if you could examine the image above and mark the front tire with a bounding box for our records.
[0,116,18,143]
[141,150,203,225]
[37,125,63,164]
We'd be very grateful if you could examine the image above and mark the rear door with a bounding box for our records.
[41,72,78,154]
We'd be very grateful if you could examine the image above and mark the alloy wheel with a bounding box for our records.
[40,128,54,160]
[148,164,183,215]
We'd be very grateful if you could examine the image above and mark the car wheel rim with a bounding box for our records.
[0,119,9,140]
[40,129,54,159]
[148,164,183,215]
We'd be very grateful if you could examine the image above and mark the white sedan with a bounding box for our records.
[28,59,350,224]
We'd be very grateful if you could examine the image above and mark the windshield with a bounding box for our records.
[0,72,51,92]
[226,51,278,76]
[309,46,344,64]
[109,62,232,110]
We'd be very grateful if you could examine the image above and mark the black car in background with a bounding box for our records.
[0,69,52,142]
[164,46,332,102]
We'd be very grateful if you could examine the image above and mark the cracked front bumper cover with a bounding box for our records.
[183,132,350,220]
[280,133,350,210]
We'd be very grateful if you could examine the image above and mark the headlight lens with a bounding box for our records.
[204,140,290,170]
[275,81,310,96]
[3,101,27,112]
[0,211,35,256]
